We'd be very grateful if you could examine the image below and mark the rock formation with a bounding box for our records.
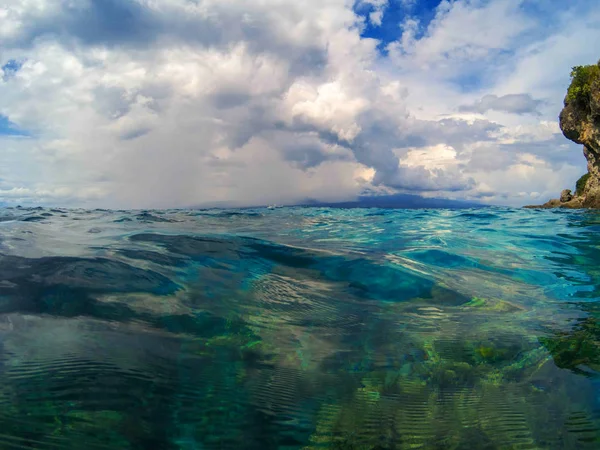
[560,189,573,203]
[525,61,600,209]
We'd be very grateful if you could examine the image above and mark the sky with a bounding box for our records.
[0,0,599,208]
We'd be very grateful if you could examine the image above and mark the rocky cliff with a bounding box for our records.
[526,61,600,209]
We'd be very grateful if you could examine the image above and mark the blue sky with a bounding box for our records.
[0,0,598,207]
[355,0,443,54]
[0,115,28,137]
[1,61,29,137]
[1,59,23,76]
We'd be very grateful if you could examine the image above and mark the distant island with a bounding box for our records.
[526,60,600,208]
[304,193,483,209]
[195,193,483,210]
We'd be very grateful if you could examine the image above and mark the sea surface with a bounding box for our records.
[1,206,600,449]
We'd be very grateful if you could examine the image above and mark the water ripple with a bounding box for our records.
[0,206,599,448]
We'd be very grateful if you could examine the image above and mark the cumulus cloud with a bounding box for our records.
[0,0,598,207]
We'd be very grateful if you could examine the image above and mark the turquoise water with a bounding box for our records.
[0,206,600,449]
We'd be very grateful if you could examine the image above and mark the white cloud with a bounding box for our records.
[401,144,459,170]
[357,0,388,26]
[0,0,597,207]
[388,0,531,70]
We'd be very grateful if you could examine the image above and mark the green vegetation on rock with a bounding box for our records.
[576,173,590,196]
[566,62,600,108]
[540,315,600,375]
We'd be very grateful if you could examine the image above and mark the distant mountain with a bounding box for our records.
[302,193,484,209]
[190,193,485,210]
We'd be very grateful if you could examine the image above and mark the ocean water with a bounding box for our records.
[0,206,600,449]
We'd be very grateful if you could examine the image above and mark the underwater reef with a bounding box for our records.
[1,207,600,448]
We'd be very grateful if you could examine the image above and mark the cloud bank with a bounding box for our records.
[0,0,599,207]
